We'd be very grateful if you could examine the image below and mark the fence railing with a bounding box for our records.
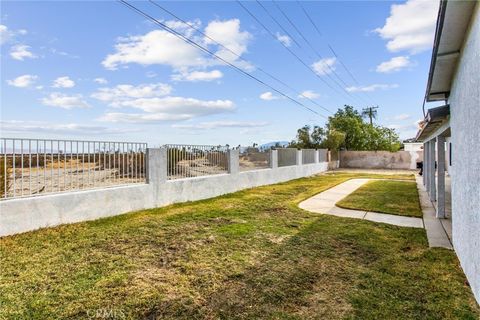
[1,138,147,200]
[239,147,270,171]
[302,149,316,164]
[1,137,330,200]
[165,144,229,180]
[277,148,298,167]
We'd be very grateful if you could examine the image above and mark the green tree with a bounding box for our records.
[290,105,401,152]
[327,105,366,150]
[289,125,325,149]
[365,126,401,152]
[321,130,346,151]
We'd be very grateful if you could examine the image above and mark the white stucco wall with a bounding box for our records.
[448,3,480,302]
[404,142,423,152]
[339,150,421,170]
[0,149,332,237]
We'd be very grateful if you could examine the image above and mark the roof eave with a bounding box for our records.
[425,0,448,103]
[415,105,450,141]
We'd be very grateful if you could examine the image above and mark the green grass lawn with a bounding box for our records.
[1,172,478,319]
[336,180,423,218]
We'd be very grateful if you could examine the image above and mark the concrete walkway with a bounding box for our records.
[415,176,453,249]
[300,177,453,249]
[299,179,424,228]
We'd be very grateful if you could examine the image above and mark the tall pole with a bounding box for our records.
[362,106,378,125]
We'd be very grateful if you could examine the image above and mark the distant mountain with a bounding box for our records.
[259,141,289,150]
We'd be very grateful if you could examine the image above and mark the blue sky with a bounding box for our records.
[1,0,440,146]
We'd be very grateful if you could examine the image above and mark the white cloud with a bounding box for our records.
[0,25,10,45]
[94,77,108,84]
[260,91,281,101]
[391,113,411,121]
[204,19,253,70]
[98,97,234,123]
[172,120,268,130]
[102,19,253,77]
[91,83,172,105]
[6,74,38,88]
[165,19,202,38]
[40,93,91,109]
[346,84,399,92]
[387,120,422,138]
[145,71,157,78]
[49,48,79,59]
[115,97,234,114]
[102,30,207,70]
[388,120,421,131]
[97,97,234,123]
[375,0,439,54]
[52,76,75,88]
[172,69,223,82]
[103,18,252,73]
[276,32,291,47]
[98,112,190,123]
[10,44,37,60]
[312,57,336,76]
[376,56,412,73]
[93,82,234,123]
[0,120,136,135]
[298,90,320,99]
[1,24,27,45]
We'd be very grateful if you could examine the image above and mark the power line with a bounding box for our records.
[296,0,377,106]
[237,0,352,104]
[272,0,347,88]
[118,0,325,118]
[271,0,369,107]
[255,0,304,51]
[254,0,312,59]
[148,0,333,115]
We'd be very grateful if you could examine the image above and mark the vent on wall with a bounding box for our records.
[449,142,452,166]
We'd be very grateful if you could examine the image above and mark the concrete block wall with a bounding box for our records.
[339,150,422,170]
[0,148,334,237]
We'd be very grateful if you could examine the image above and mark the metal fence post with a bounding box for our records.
[296,149,302,165]
[314,149,320,163]
[228,149,239,174]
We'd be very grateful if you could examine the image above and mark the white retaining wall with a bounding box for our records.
[0,148,332,237]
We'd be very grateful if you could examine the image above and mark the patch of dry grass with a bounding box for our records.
[1,172,478,319]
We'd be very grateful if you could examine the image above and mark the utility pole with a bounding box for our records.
[362,106,379,125]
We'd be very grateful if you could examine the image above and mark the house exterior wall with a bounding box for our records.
[448,3,480,302]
